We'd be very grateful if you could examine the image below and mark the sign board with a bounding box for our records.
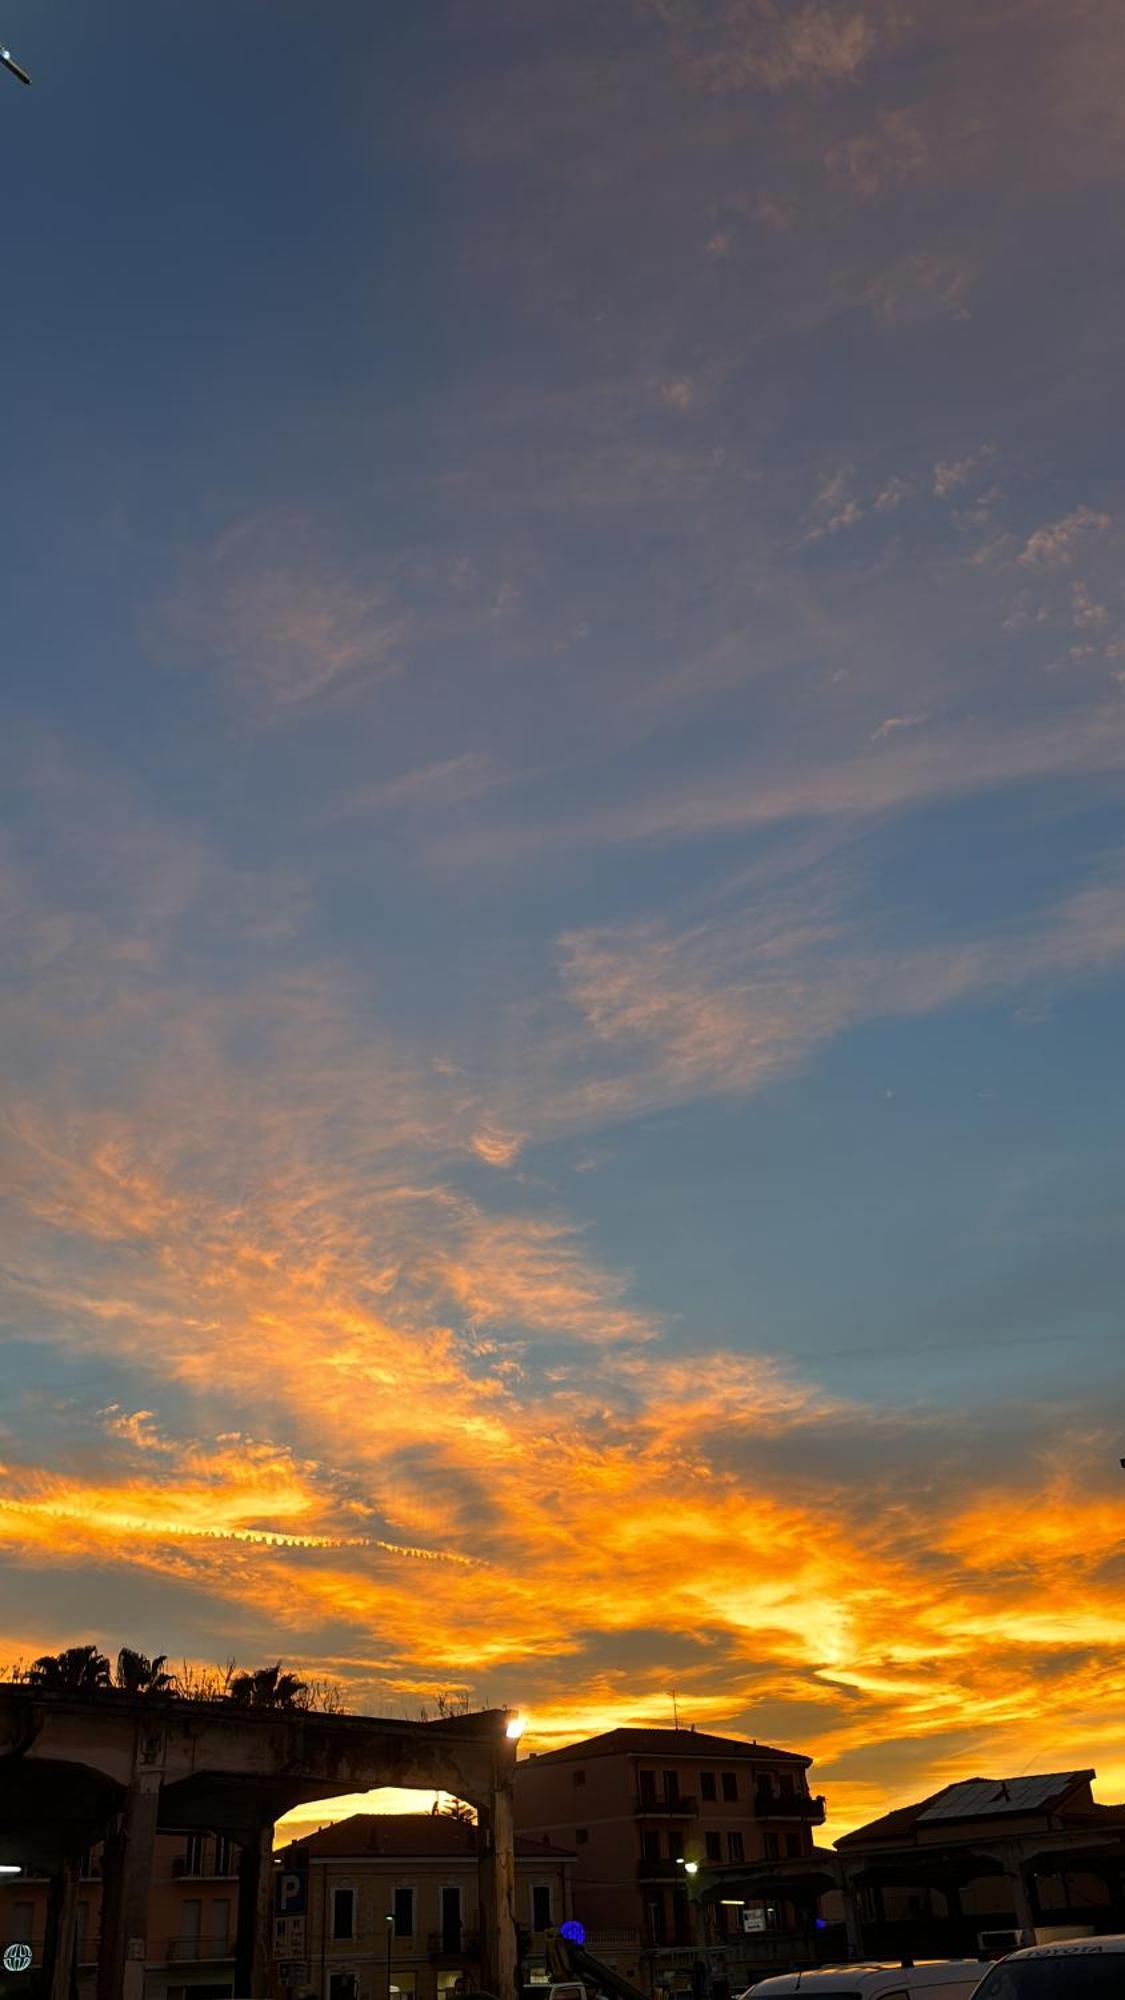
[740,1908,767,1935]
[276,1867,308,1918]
[2,1945,32,1974]
[275,1917,308,1960]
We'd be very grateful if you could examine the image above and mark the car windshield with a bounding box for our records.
[973,1960,1125,1998]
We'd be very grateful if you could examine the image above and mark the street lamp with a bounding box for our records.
[386,1913,395,2000]
[0,46,31,84]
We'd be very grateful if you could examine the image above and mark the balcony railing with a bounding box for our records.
[637,1858,691,1883]
[634,1793,697,1817]
[428,1930,480,1959]
[753,1786,826,1823]
[165,1936,234,1962]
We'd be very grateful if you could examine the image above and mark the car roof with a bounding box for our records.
[1003,1935,1125,1960]
[748,1969,985,1993]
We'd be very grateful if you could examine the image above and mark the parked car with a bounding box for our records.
[968,1934,1125,1996]
[741,1964,988,1998]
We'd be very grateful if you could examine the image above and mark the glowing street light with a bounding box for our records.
[0,46,31,85]
[505,1712,526,1740]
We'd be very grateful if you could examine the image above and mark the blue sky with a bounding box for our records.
[2,0,1125,1834]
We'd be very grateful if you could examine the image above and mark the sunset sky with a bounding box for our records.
[2,0,1125,1844]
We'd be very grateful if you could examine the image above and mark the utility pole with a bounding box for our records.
[385,1912,395,2000]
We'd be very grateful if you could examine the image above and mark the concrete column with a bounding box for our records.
[96,1777,161,2000]
[1004,1850,1037,1946]
[838,1874,864,1961]
[44,1853,81,2000]
[477,1781,518,2000]
[235,1823,276,1998]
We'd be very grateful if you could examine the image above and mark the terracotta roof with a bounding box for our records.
[838,1772,1098,1849]
[287,1814,574,1860]
[519,1727,808,1767]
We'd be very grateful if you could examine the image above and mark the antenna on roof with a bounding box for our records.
[671,1690,679,1730]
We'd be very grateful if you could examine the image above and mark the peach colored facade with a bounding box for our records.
[0,1830,240,2000]
[272,1815,573,2000]
[0,1820,571,2000]
[513,1728,823,1993]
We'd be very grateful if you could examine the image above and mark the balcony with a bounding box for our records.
[634,1792,697,1817]
[165,1937,235,1963]
[428,1930,480,1961]
[637,1859,690,1883]
[754,1786,825,1824]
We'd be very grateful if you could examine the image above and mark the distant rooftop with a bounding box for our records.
[838,1770,1098,1847]
[286,1812,575,1860]
[520,1726,809,1767]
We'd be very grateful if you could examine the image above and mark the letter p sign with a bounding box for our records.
[276,1869,307,1917]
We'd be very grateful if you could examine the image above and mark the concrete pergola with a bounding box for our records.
[0,1686,519,2000]
[698,1850,863,1961]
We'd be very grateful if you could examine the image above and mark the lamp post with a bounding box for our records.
[386,1912,395,2000]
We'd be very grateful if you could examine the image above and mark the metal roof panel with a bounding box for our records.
[918,1773,1089,1821]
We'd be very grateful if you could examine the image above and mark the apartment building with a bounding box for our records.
[0,1830,240,2000]
[273,1813,574,2000]
[513,1727,825,1993]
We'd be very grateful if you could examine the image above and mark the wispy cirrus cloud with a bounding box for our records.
[152,512,412,717]
[557,847,1125,1110]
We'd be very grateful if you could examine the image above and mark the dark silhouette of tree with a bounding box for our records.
[228,1662,308,1709]
[27,1645,111,1693]
[115,1648,176,1696]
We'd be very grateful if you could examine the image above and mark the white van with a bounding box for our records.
[743,1964,987,1998]
[968,1933,1125,1996]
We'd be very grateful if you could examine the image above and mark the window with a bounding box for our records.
[700,1772,716,1802]
[785,1833,803,1858]
[389,1978,417,2000]
[704,1832,721,1862]
[642,1831,662,1861]
[213,1835,234,1876]
[180,1899,202,1949]
[10,1905,33,1944]
[575,1828,589,1844]
[662,1770,680,1806]
[764,1833,779,1860]
[639,1769,657,1805]
[532,1885,552,1932]
[329,1977,358,2000]
[184,1833,207,1876]
[727,1832,744,1862]
[671,1888,690,1945]
[572,1769,586,1787]
[440,1885,461,1951]
[332,1886,355,1941]
[394,1886,414,1936]
[720,1772,738,1801]
[76,1903,90,1963]
[210,1897,231,1944]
